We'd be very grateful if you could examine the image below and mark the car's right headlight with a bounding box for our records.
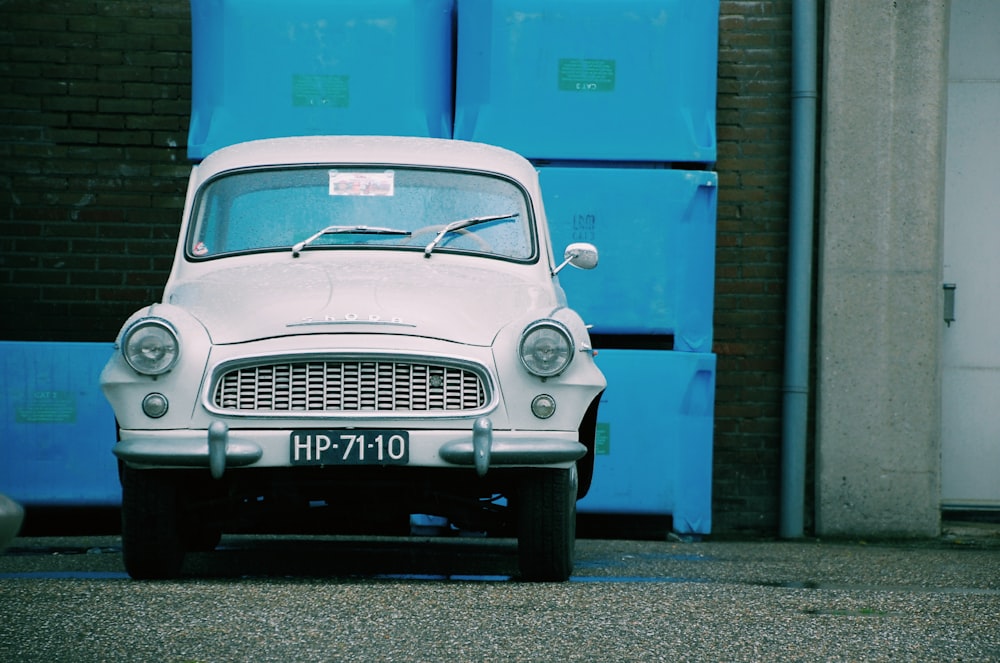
[519,319,574,377]
[122,318,180,376]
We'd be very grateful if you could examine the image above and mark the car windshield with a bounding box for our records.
[188,166,536,261]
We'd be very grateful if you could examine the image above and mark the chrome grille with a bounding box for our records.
[212,359,488,413]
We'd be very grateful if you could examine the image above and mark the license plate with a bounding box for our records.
[290,430,409,466]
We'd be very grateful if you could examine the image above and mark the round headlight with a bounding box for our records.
[122,319,179,376]
[519,320,574,377]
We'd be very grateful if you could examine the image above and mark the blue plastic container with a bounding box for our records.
[542,166,717,351]
[0,342,120,507]
[578,349,715,534]
[454,0,719,162]
[188,0,456,160]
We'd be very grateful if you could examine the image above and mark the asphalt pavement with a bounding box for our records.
[1,520,998,662]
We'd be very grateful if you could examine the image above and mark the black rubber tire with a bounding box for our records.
[121,466,185,579]
[516,466,578,582]
[184,524,222,553]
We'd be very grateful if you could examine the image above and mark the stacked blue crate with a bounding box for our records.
[188,0,456,160]
[0,342,120,507]
[455,0,719,533]
[454,0,718,163]
[544,169,718,533]
[541,167,717,352]
[578,350,716,534]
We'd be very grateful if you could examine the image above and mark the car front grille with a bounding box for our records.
[212,358,489,414]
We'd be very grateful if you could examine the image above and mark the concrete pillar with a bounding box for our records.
[815,1,949,536]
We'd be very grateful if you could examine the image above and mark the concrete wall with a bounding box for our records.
[816,0,949,536]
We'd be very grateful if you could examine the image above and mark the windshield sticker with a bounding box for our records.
[328,170,395,197]
[192,241,209,256]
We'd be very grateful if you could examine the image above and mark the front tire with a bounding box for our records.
[516,466,577,582]
[121,466,185,579]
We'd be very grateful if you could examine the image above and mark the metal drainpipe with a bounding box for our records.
[780,0,818,539]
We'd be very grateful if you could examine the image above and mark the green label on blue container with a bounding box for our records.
[595,422,611,455]
[15,390,76,423]
[558,59,616,92]
[292,75,350,108]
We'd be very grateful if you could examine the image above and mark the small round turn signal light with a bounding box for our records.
[531,394,557,419]
[142,392,169,419]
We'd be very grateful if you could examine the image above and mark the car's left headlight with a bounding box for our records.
[122,318,180,376]
[519,319,574,377]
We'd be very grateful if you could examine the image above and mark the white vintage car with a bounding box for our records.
[101,136,605,581]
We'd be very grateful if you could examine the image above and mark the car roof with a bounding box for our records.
[194,135,539,185]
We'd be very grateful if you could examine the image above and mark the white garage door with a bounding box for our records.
[941,0,1000,509]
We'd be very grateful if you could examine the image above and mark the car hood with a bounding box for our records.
[166,258,557,346]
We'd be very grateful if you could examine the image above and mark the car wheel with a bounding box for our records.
[121,466,185,579]
[516,465,577,582]
[184,524,222,552]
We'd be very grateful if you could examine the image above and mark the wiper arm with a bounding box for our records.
[292,225,411,257]
[424,212,520,258]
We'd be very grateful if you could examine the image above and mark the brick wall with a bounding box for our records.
[0,1,191,341]
[0,0,797,533]
[714,0,795,533]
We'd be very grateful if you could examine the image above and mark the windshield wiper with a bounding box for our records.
[423,212,520,258]
[292,225,411,258]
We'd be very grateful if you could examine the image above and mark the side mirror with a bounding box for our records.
[552,242,599,276]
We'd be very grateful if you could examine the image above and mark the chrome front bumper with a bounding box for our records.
[113,417,586,479]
